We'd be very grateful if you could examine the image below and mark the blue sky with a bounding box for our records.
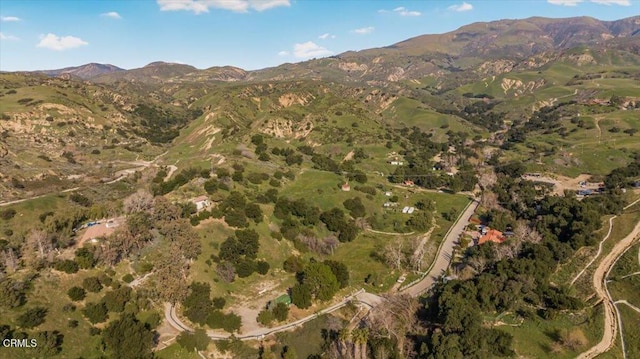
[0,0,638,71]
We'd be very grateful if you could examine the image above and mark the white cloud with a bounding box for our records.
[353,26,374,35]
[393,6,421,16]
[448,2,474,11]
[0,32,20,41]
[157,0,290,14]
[101,11,122,19]
[37,33,88,51]
[318,33,336,40]
[278,50,290,56]
[1,16,21,22]
[590,0,630,5]
[379,7,421,16]
[250,0,290,11]
[547,0,583,5]
[293,41,332,59]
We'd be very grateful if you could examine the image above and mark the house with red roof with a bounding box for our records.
[478,229,506,245]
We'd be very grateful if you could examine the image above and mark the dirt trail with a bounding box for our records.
[577,220,640,359]
[342,150,354,162]
[164,165,178,181]
[570,216,616,286]
[571,197,640,285]
[595,117,602,142]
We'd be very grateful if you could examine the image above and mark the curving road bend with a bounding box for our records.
[403,199,478,297]
[164,289,382,341]
[577,220,640,359]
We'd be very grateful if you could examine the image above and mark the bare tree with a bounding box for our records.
[467,255,487,273]
[477,170,497,190]
[94,239,120,266]
[122,189,155,214]
[410,237,425,272]
[367,294,418,357]
[513,220,542,244]
[480,190,499,210]
[22,229,53,267]
[384,242,404,270]
[1,249,18,273]
[151,245,189,304]
[216,262,236,283]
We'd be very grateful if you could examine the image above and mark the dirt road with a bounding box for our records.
[577,220,640,359]
[571,197,640,286]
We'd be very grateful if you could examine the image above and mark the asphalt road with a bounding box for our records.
[404,199,478,297]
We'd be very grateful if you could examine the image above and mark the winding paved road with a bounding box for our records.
[165,289,381,341]
[403,199,478,296]
[163,197,478,340]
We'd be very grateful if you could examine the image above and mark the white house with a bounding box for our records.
[191,195,211,211]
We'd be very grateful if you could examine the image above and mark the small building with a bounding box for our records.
[389,161,404,166]
[384,191,392,197]
[633,180,640,188]
[402,206,410,214]
[478,229,506,245]
[267,294,292,310]
[341,182,351,191]
[407,207,415,214]
[191,195,211,211]
[79,217,124,246]
[403,180,414,187]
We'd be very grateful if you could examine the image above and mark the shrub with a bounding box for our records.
[67,287,86,301]
[236,260,256,278]
[83,302,108,324]
[213,297,226,310]
[17,307,47,328]
[103,287,132,312]
[1,209,16,220]
[256,261,270,275]
[273,302,289,322]
[283,256,304,273]
[122,274,134,283]
[54,260,79,274]
[83,277,103,293]
[257,309,274,326]
[206,311,241,333]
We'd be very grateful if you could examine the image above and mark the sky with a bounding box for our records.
[0,0,638,71]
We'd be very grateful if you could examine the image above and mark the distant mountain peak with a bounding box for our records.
[144,61,195,68]
[38,63,124,79]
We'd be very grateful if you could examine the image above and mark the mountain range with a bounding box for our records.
[2,15,639,200]
[34,15,639,83]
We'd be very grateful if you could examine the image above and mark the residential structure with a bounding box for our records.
[478,229,506,245]
[191,195,211,211]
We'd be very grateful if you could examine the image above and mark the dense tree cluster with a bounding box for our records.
[102,313,155,359]
[290,260,348,309]
[217,229,268,279]
[320,208,360,242]
[132,103,202,144]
